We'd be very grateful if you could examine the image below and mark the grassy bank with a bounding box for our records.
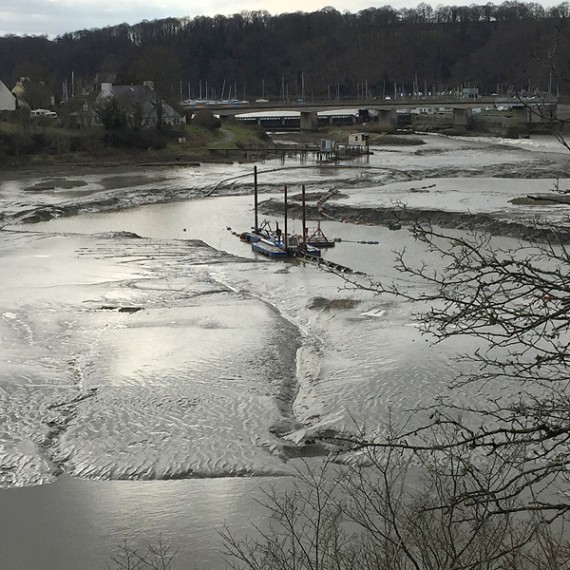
[0,120,271,169]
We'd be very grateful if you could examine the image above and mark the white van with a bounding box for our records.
[30,109,57,119]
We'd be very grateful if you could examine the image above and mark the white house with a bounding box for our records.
[0,80,16,111]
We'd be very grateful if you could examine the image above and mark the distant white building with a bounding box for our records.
[0,79,16,111]
[347,132,369,148]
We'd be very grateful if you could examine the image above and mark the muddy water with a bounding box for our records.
[0,473,293,570]
[2,134,570,569]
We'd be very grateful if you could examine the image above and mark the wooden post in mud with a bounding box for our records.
[284,186,288,249]
[302,184,307,243]
[254,166,258,231]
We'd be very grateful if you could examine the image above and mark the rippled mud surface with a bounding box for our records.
[1,132,570,569]
[0,230,306,485]
[3,133,570,486]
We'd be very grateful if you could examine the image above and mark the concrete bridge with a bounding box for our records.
[200,96,558,132]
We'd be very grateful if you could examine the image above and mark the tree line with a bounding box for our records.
[2,2,570,106]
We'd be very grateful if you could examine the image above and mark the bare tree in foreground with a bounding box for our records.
[226,214,570,568]
[108,538,176,570]
[222,445,570,570]
[338,223,570,519]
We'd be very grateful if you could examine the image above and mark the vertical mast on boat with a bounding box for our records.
[254,166,258,232]
[301,184,307,244]
[284,185,288,249]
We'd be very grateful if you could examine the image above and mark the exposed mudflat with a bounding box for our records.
[261,198,570,242]
[4,134,568,482]
[2,131,570,570]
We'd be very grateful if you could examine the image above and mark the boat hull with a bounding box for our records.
[251,240,288,258]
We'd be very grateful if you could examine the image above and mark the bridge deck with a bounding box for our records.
[189,96,557,116]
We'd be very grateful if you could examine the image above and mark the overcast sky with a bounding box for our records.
[1,0,565,38]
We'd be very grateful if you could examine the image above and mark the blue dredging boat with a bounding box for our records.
[231,168,364,274]
[251,238,290,258]
[240,167,323,259]
[246,224,322,259]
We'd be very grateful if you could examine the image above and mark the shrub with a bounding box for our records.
[192,110,221,130]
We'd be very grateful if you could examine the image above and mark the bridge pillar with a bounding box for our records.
[300,111,319,131]
[452,108,472,130]
[377,109,398,132]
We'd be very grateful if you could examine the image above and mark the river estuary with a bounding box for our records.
[1,133,570,569]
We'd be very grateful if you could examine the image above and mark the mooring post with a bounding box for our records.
[254,166,258,231]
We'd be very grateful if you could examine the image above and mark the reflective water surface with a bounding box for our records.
[2,133,569,568]
[0,474,279,569]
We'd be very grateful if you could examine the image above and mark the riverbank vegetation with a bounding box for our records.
[0,113,270,167]
[0,109,426,169]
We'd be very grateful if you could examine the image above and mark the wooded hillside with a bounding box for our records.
[2,1,570,103]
